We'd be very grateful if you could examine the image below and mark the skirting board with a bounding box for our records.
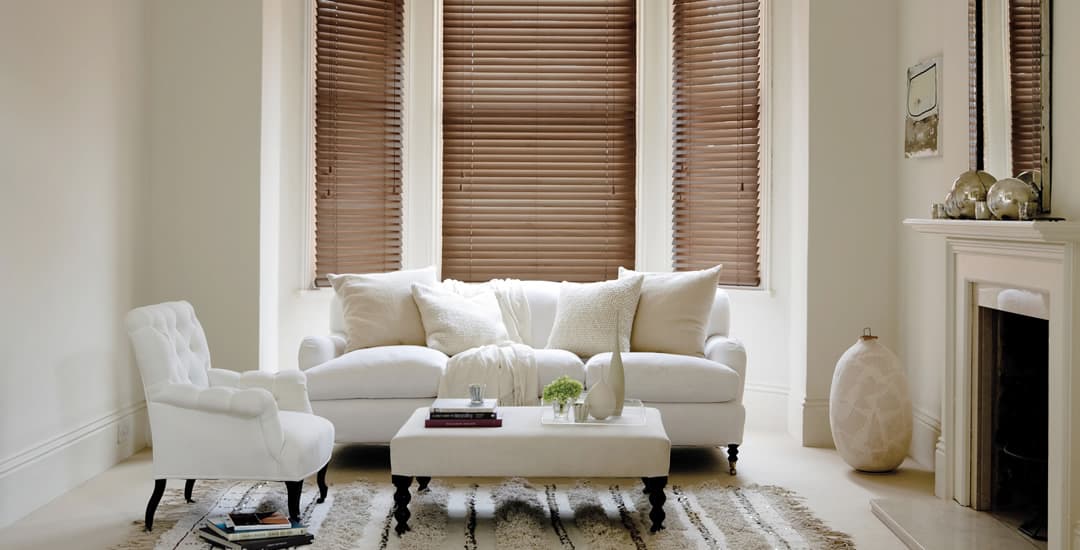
[910,407,941,470]
[743,383,788,431]
[0,402,149,529]
[800,398,834,448]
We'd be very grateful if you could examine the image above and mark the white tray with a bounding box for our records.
[540,399,646,426]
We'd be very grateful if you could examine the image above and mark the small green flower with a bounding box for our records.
[542,375,583,404]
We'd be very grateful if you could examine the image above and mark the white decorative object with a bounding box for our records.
[411,283,509,356]
[610,319,625,415]
[545,275,644,357]
[829,328,912,472]
[585,366,617,420]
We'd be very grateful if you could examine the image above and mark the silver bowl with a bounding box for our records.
[944,170,996,218]
[987,177,1039,220]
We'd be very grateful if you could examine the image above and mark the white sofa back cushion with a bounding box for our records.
[619,266,721,357]
[545,275,644,357]
[328,266,437,351]
[411,283,510,355]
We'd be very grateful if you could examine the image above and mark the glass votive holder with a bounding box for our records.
[974,201,990,220]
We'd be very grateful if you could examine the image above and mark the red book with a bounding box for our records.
[425,417,503,428]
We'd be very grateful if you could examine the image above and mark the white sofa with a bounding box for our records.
[298,280,747,471]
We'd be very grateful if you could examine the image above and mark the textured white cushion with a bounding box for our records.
[411,283,509,356]
[305,345,448,400]
[328,266,438,352]
[585,352,740,403]
[618,266,721,357]
[545,275,644,357]
[533,349,586,395]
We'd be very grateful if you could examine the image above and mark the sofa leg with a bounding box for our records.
[727,444,739,475]
[184,479,196,503]
[145,479,166,531]
[285,480,303,523]
[317,464,329,503]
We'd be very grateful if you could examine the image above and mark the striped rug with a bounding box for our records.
[113,478,855,550]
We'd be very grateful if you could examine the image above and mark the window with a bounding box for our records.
[441,0,637,282]
[313,0,404,285]
[672,0,762,287]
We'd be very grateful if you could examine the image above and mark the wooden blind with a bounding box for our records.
[968,0,983,170]
[672,0,762,287]
[442,0,637,283]
[313,0,404,284]
[1008,0,1041,177]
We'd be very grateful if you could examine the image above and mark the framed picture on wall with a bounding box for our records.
[905,56,941,158]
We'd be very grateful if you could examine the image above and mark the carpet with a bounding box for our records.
[113,478,855,549]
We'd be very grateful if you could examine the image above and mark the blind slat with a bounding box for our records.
[672,0,762,287]
[442,0,636,283]
[314,0,404,284]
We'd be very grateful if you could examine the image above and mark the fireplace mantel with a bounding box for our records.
[904,218,1080,243]
[902,217,1080,549]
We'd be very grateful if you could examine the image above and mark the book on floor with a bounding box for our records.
[430,397,498,413]
[226,511,293,532]
[197,527,313,549]
[206,517,307,541]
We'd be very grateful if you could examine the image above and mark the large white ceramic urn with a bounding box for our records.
[829,329,912,472]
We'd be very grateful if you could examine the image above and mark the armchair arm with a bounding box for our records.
[298,333,346,371]
[208,369,313,413]
[706,335,747,402]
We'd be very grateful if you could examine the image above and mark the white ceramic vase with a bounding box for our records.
[829,329,912,472]
[611,319,625,416]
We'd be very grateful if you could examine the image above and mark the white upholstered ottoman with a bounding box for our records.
[389,406,671,534]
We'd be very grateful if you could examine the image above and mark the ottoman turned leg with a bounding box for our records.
[417,476,431,492]
[391,475,413,535]
[642,476,667,532]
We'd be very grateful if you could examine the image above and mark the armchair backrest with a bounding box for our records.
[125,301,211,394]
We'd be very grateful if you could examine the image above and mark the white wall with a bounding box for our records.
[896,0,1080,469]
[145,0,264,372]
[0,0,149,528]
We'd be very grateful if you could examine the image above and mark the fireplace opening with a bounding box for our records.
[974,306,1048,541]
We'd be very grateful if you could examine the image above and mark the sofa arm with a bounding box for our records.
[208,369,313,413]
[706,335,747,402]
[298,333,346,371]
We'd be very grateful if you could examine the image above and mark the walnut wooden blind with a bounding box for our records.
[968,0,983,170]
[441,0,637,283]
[313,0,404,285]
[1008,0,1041,177]
[672,0,762,287]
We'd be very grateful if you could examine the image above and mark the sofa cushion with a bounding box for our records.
[534,349,586,395]
[328,266,438,352]
[411,283,509,355]
[546,275,644,357]
[618,266,721,357]
[584,352,739,403]
[305,345,447,400]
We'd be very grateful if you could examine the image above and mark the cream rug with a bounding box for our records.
[113,478,855,549]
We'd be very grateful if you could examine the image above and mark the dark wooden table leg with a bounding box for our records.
[317,464,329,503]
[641,477,651,494]
[416,476,431,492]
[144,479,166,531]
[184,479,196,503]
[285,480,303,523]
[643,476,667,532]
[392,475,413,535]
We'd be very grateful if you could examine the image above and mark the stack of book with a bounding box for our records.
[426,398,502,427]
[198,511,313,549]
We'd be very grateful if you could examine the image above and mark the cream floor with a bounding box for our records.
[0,428,934,549]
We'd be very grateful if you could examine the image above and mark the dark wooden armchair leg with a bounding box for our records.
[316,464,329,503]
[727,444,740,475]
[184,479,196,503]
[145,479,167,531]
[285,480,303,522]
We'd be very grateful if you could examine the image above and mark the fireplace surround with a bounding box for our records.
[903,218,1080,549]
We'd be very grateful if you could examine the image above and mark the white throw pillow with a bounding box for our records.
[411,283,510,356]
[618,265,721,357]
[546,275,644,357]
[328,266,438,352]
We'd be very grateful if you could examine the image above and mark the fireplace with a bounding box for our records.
[974,303,1048,540]
[898,218,1080,550]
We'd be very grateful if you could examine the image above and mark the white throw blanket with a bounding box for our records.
[438,279,538,405]
[438,342,539,406]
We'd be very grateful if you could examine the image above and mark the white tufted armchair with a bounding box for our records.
[125,301,334,531]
